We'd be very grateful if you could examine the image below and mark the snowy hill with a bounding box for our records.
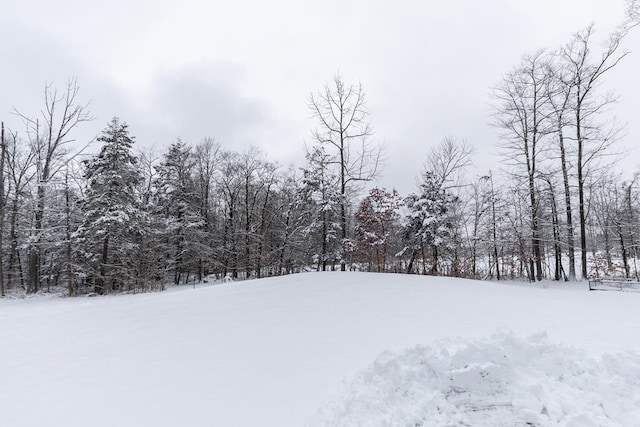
[1,273,640,426]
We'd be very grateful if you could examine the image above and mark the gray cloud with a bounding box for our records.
[0,21,87,130]
[87,63,271,153]
[145,64,268,147]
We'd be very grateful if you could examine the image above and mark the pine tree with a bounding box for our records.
[301,146,342,271]
[154,140,204,285]
[403,172,457,275]
[75,117,144,294]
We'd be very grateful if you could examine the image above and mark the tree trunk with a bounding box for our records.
[526,149,543,281]
[96,234,109,295]
[406,248,417,274]
[278,205,292,275]
[8,195,22,289]
[490,177,500,280]
[618,224,630,278]
[558,128,576,280]
[431,245,438,275]
[577,107,588,279]
[256,183,272,279]
[65,172,74,296]
[548,181,563,281]
[27,169,49,294]
[0,122,5,296]
[244,176,251,276]
[340,134,347,272]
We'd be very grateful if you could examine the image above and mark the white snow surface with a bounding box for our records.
[312,333,640,426]
[1,272,640,426]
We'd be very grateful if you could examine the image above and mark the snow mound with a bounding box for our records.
[311,332,640,426]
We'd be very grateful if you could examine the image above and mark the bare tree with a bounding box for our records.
[492,51,552,281]
[194,138,221,234]
[193,137,221,279]
[424,136,473,190]
[13,79,92,293]
[539,172,566,281]
[546,60,579,280]
[308,74,383,270]
[558,20,636,279]
[217,150,242,278]
[4,131,36,290]
[274,168,307,275]
[478,171,503,280]
[0,122,6,296]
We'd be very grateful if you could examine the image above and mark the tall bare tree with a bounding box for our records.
[546,60,578,280]
[478,171,502,280]
[193,137,221,279]
[493,51,552,281]
[4,131,35,290]
[308,74,383,271]
[0,122,6,296]
[558,19,637,279]
[13,79,92,293]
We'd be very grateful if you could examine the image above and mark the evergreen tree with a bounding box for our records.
[154,140,204,285]
[75,117,144,294]
[402,171,457,275]
[301,146,342,270]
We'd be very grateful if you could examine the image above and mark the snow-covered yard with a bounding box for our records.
[1,272,640,426]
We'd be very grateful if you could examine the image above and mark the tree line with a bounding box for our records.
[1,5,639,296]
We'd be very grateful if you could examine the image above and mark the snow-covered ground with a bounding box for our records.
[1,272,640,426]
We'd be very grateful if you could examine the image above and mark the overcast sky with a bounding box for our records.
[2,0,638,194]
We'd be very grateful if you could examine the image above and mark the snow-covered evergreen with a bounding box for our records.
[402,171,458,274]
[75,117,146,294]
[301,146,343,271]
[154,140,205,285]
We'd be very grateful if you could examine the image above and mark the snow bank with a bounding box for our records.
[312,332,640,426]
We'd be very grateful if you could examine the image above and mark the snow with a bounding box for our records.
[1,272,640,426]
[312,333,640,426]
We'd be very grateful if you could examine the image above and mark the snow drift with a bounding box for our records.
[312,332,640,426]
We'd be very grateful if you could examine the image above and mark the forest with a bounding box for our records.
[1,8,639,297]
